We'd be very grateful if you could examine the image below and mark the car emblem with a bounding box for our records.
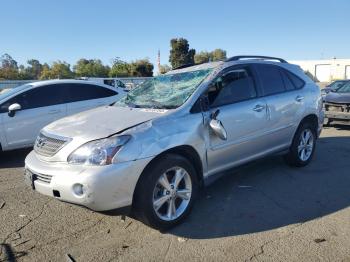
[36,137,46,148]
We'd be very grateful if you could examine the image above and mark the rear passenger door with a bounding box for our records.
[65,83,118,115]
[253,64,306,149]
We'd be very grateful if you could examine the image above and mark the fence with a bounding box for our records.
[0,77,151,90]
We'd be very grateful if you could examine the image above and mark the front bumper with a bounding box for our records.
[24,151,152,211]
[325,111,350,122]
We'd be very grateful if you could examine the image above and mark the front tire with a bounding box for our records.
[133,154,199,230]
[284,122,317,167]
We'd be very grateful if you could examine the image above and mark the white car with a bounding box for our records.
[0,80,125,151]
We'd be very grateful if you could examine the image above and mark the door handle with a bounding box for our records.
[295,95,304,102]
[48,109,61,114]
[253,104,265,112]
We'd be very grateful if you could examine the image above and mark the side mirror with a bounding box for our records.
[209,109,227,140]
[8,103,21,117]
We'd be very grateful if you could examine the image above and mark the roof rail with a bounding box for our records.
[226,55,288,63]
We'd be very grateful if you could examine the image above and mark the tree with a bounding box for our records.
[159,64,171,74]
[194,51,211,64]
[169,38,195,69]
[0,53,19,79]
[74,59,110,77]
[211,49,227,61]
[40,61,74,80]
[25,59,43,79]
[194,49,227,64]
[18,65,32,80]
[129,59,153,77]
[109,58,131,77]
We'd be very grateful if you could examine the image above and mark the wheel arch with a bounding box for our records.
[299,114,318,133]
[132,145,204,205]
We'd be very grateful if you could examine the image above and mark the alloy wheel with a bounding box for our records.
[152,166,192,221]
[298,129,314,161]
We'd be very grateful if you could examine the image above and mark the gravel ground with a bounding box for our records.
[1,126,350,262]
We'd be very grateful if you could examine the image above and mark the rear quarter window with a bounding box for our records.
[285,70,305,89]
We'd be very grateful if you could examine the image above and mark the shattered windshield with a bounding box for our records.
[116,69,212,109]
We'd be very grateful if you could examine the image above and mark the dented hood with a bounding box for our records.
[43,106,170,141]
[325,92,350,104]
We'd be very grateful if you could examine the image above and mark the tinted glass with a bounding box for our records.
[256,64,285,96]
[67,84,117,103]
[285,70,304,89]
[0,85,65,113]
[209,67,257,107]
[280,70,295,91]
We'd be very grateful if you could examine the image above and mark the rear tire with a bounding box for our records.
[284,122,317,167]
[133,154,199,230]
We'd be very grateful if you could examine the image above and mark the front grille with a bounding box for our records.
[34,132,70,157]
[36,173,52,184]
[325,103,350,113]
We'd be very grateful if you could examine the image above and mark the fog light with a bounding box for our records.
[73,184,84,196]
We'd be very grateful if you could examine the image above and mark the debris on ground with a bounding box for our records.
[314,238,326,243]
[124,221,132,229]
[66,253,76,262]
[0,200,5,209]
[177,237,188,243]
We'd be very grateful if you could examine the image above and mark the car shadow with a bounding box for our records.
[331,124,350,131]
[170,135,350,239]
[0,148,31,168]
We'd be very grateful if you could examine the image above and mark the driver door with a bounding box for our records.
[205,65,270,174]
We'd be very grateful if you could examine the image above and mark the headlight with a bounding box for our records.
[67,135,131,166]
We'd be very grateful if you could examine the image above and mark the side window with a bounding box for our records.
[285,70,304,89]
[280,70,295,91]
[208,67,257,107]
[256,64,285,96]
[0,85,65,112]
[67,84,117,103]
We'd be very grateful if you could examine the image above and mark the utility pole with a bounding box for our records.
[157,49,161,75]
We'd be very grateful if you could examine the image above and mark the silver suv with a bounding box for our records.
[25,56,324,230]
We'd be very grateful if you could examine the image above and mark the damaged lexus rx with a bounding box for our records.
[25,56,324,230]
[324,81,350,125]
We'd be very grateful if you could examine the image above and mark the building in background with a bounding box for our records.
[289,58,350,82]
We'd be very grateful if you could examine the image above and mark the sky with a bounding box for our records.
[1,0,349,68]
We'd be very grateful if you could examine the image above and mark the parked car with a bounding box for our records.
[0,80,125,151]
[324,81,350,125]
[321,80,349,96]
[79,77,128,91]
[25,56,324,230]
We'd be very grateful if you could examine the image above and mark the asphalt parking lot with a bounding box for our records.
[1,126,350,262]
